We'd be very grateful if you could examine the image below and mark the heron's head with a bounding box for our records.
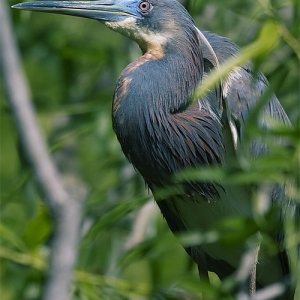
[13,0,197,54]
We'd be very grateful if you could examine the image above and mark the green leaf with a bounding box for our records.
[0,223,27,251]
[23,205,53,249]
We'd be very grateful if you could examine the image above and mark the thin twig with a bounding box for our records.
[250,243,260,295]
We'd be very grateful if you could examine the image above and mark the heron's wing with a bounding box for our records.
[200,31,294,286]
[199,32,290,124]
[220,67,294,287]
[199,30,290,156]
[224,67,290,152]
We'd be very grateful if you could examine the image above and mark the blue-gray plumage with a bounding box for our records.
[12,0,294,298]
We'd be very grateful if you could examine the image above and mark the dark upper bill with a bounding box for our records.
[12,0,144,22]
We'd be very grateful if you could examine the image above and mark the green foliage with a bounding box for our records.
[1,0,299,299]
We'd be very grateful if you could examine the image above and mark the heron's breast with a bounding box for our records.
[113,77,132,116]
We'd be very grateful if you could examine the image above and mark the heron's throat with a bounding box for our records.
[106,17,169,58]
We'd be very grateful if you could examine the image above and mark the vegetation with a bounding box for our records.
[1,0,299,299]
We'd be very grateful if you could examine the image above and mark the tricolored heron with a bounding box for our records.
[12,0,293,297]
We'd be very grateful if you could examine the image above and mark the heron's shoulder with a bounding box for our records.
[201,31,240,63]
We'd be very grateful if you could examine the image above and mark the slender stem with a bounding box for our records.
[250,243,260,295]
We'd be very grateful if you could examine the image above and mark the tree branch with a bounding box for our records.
[0,2,86,299]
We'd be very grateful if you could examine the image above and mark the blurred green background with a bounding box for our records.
[1,0,299,299]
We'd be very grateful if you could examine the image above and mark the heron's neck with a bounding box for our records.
[120,36,203,110]
[112,36,204,185]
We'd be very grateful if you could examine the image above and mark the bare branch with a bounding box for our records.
[0,2,86,300]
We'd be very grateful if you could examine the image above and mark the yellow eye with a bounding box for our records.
[139,1,151,13]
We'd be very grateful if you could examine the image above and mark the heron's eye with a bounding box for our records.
[139,1,151,13]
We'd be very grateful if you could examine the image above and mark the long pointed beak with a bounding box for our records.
[12,0,140,22]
